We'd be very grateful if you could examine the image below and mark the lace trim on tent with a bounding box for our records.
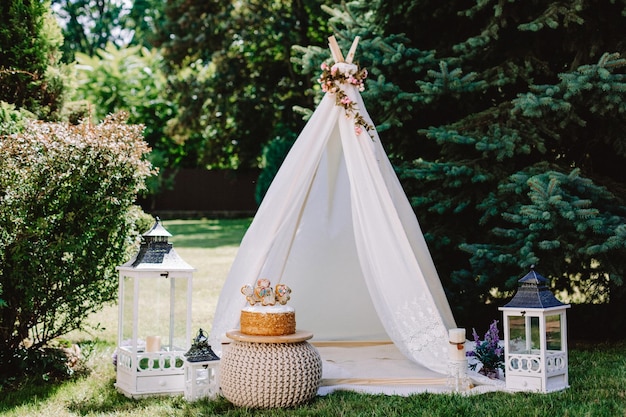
[391,295,449,366]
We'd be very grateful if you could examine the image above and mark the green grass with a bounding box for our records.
[1,218,626,417]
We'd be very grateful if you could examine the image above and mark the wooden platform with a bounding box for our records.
[225,329,313,344]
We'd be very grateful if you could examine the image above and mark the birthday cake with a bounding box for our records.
[240,279,295,336]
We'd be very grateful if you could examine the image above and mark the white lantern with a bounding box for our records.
[499,268,570,393]
[115,218,195,398]
[184,360,220,401]
[184,329,220,401]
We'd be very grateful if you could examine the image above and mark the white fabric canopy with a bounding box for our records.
[209,41,461,380]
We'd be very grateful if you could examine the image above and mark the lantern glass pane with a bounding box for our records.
[121,276,135,345]
[508,315,541,353]
[508,315,526,353]
[530,316,540,351]
[137,275,170,351]
[171,276,189,350]
[546,314,562,351]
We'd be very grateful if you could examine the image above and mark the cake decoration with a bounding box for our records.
[239,279,296,336]
[240,279,292,306]
[275,284,291,305]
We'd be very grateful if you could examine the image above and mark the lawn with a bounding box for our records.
[1,218,625,417]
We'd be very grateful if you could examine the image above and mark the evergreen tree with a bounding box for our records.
[295,1,626,317]
[0,0,69,120]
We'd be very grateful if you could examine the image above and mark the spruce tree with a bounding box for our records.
[0,0,67,120]
[294,1,626,320]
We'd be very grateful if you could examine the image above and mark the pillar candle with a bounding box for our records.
[449,328,466,343]
[448,328,466,361]
[146,335,161,352]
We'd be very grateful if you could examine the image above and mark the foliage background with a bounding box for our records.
[2,0,626,340]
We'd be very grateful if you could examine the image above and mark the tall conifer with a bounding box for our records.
[0,0,67,119]
[295,1,626,318]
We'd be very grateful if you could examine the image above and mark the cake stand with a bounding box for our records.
[219,330,322,408]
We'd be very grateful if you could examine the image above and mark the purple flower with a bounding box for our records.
[472,328,480,343]
[466,320,505,373]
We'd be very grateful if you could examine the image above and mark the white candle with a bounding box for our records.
[449,328,466,343]
[146,335,161,352]
[449,342,466,361]
[449,328,466,361]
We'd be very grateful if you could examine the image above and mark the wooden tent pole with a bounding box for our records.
[345,36,360,64]
[328,35,344,63]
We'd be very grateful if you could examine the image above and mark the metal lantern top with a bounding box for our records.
[185,329,220,362]
[117,217,195,272]
[143,218,172,240]
[503,268,566,309]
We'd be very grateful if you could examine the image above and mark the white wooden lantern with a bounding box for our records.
[115,218,195,398]
[499,268,570,393]
[184,359,220,401]
[184,329,220,401]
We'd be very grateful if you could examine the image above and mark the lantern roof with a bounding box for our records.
[185,329,220,362]
[143,218,172,238]
[118,218,195,272]
[503,268,567,309]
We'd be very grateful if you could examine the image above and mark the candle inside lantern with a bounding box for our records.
[448,328,466,361]
[146,335,161,352]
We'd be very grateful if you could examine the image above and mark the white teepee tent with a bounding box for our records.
[210,37,469,391]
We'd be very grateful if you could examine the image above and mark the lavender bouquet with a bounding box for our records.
[466,320,505,378]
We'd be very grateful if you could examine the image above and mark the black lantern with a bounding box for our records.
[184,329,221,401]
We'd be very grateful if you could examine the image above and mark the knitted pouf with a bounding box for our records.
[220,340,322,408]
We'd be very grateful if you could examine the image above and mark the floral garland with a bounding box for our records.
[318,62,374,137]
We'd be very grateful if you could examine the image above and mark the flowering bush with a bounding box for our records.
[466,320,505,375]
[0,113,155,384]
[318,62,374,137]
